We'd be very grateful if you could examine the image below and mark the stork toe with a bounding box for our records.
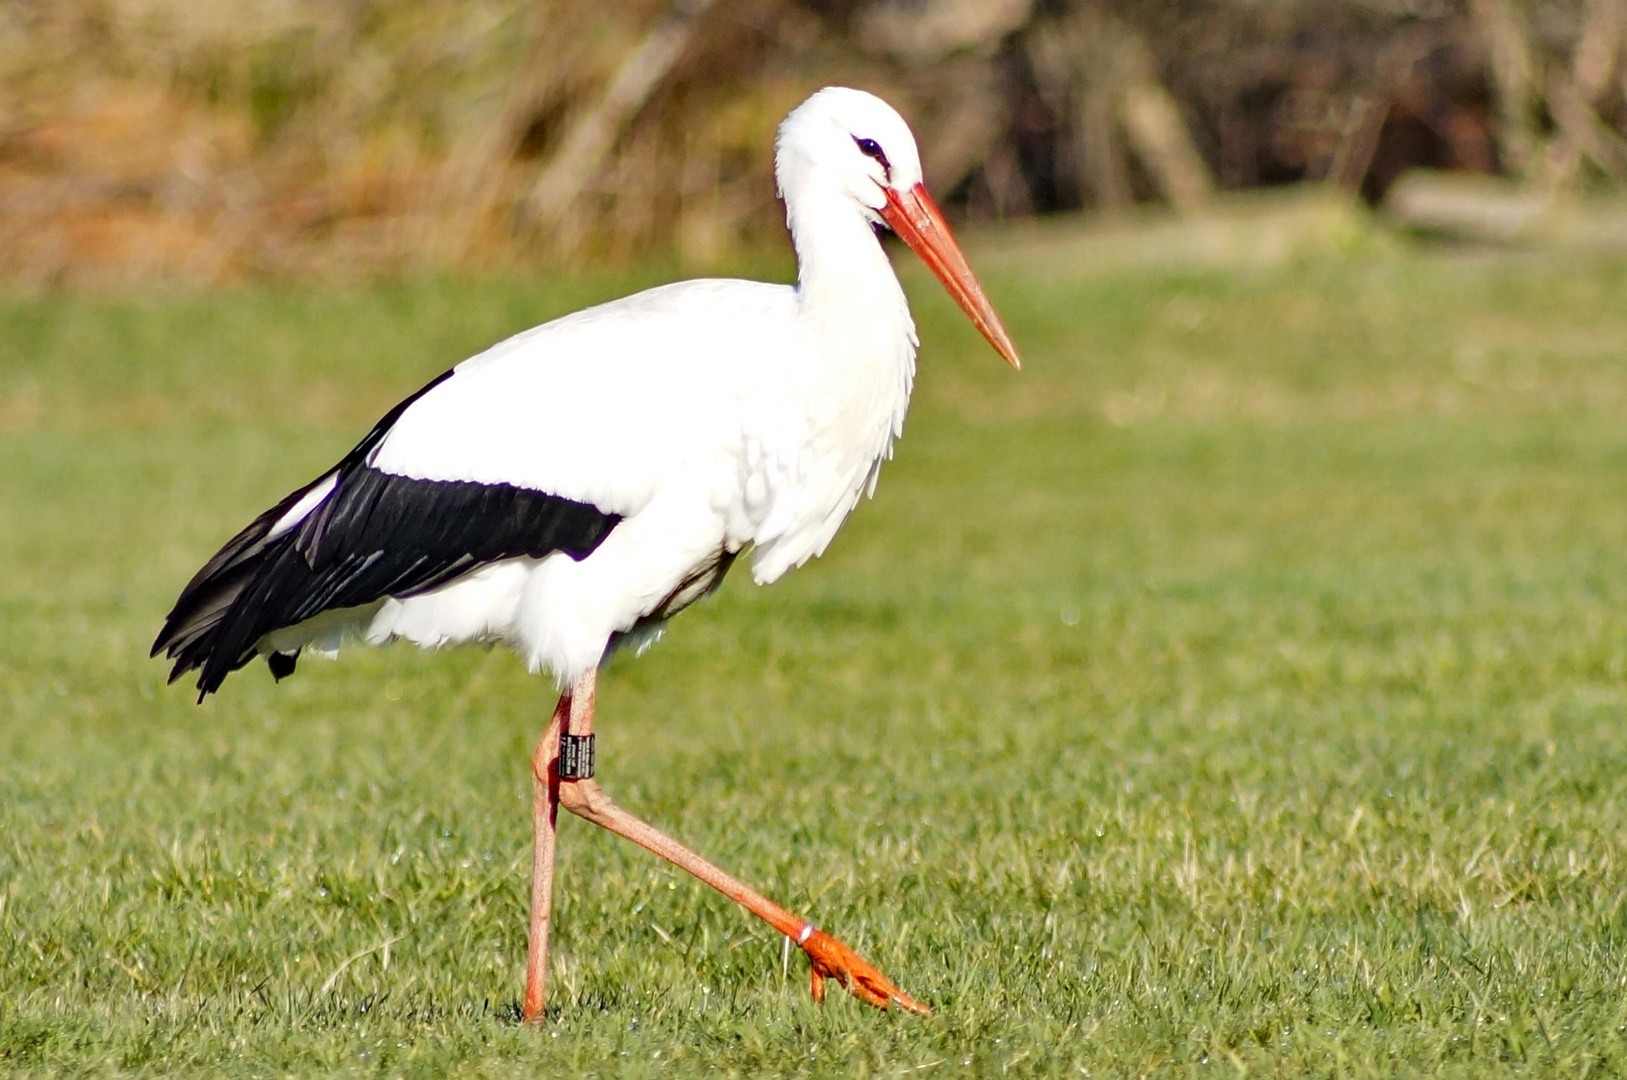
[799,928,931,1015]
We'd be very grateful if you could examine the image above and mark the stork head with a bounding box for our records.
[776,87,1021,370]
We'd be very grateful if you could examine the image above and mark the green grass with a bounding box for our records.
[5,244,1627,1076]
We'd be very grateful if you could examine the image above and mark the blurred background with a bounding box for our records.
[4,0,1627,289]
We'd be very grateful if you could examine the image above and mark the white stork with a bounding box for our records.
[154,86,1020,1021]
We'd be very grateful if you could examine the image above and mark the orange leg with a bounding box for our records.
[522,692,570,1024]
[551,670,929,1016]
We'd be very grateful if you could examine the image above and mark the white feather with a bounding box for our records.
[267,473,338,540]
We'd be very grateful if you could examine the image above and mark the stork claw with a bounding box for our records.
[799,928,931,1016]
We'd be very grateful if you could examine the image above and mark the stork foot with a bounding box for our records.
[800,928,930,1015]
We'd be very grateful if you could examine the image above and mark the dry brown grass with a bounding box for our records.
[0,0,834,287]
[3,0,1623,289]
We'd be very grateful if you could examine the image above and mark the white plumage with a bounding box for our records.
[361,265,907,676]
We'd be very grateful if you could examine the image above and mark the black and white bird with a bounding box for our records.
[154,86,1019,1022]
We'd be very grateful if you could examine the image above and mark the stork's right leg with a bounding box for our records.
[554,670,929,1015]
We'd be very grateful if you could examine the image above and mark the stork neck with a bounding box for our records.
[787,186,911,347]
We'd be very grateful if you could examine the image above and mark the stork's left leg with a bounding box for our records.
[554,670,929,1015]
[522,691,570,1024]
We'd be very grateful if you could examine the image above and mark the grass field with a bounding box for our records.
[5,239,1627,1076]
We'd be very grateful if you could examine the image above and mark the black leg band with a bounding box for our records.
[558,733,596,780]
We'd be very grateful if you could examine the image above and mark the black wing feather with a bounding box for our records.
[152,369,622,699]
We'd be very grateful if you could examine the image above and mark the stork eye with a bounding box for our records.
[853,136,891,173]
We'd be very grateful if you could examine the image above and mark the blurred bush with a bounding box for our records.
[1,0,1623,287]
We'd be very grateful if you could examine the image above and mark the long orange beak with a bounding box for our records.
[881,183,1021,370]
